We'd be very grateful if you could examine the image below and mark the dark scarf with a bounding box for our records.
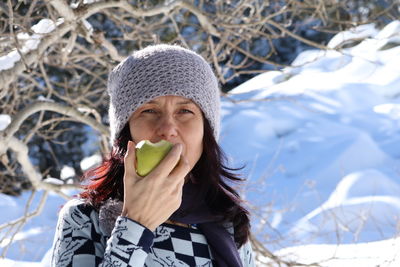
[170,182,243,267]
[98,182,243,267]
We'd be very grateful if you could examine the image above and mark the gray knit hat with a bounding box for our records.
[107,44,220,145]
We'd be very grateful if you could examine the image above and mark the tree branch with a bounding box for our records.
[49,0,75,21]
[7,136,80,193]
[0,101,109,155]
[80,0,220,36]
[0,22,75,91]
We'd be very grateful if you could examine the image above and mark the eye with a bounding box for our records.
[179,109,194,114]
[142,109,157,114]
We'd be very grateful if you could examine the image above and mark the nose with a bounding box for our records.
[155,114,178,140]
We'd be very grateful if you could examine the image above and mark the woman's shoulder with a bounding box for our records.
[222,221,234,234]
[61,197,94,211]
[56,198,110,236]
[58,198,99,223]
[221,221,255,266]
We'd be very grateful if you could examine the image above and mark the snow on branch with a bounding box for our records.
[0,21,74,92]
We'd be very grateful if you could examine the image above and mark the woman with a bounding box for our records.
[51,44,254,266]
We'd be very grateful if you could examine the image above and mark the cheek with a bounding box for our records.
[186,122,204,164]
[129,120,153,143]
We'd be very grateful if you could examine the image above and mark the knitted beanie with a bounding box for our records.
[107,44,221,145]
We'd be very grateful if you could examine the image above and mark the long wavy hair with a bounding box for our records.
[80,118,250,247]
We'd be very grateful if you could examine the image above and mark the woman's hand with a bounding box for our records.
[121,140,190,231]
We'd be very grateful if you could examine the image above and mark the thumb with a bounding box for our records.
[124,140,137,179]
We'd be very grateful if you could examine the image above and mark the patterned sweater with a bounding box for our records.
[51,199,255,266]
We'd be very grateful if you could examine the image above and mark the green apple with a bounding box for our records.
[135,140,174,177]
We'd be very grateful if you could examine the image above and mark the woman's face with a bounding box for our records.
[128,95,204,170]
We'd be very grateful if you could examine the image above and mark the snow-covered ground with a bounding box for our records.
[1,21,400,266]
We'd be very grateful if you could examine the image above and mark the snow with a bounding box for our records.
[60,166,75,180]
[71,0,99,9]
[0,19,62,71]
[0,114,11,131]
[80,154,102,171]
[1,21,400,266]
[327,23,379,49]
[260,237,400,267]
[83,0,98,3]
[42,177,64,185]
[37,95,55,102]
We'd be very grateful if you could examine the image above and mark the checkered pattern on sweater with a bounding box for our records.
[150,224,215,266]
[51,199,255,267]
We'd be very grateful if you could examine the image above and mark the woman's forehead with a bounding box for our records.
[144,95,196,105]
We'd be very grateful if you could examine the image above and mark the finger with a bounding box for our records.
[124,140,137,178]
[149,143,183,178]
[171,176,185,209]
[169,154,191,185]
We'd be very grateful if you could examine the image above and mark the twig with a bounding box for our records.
[0,101,109,152]
[0,22,75,90]
[0,190,48,258]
